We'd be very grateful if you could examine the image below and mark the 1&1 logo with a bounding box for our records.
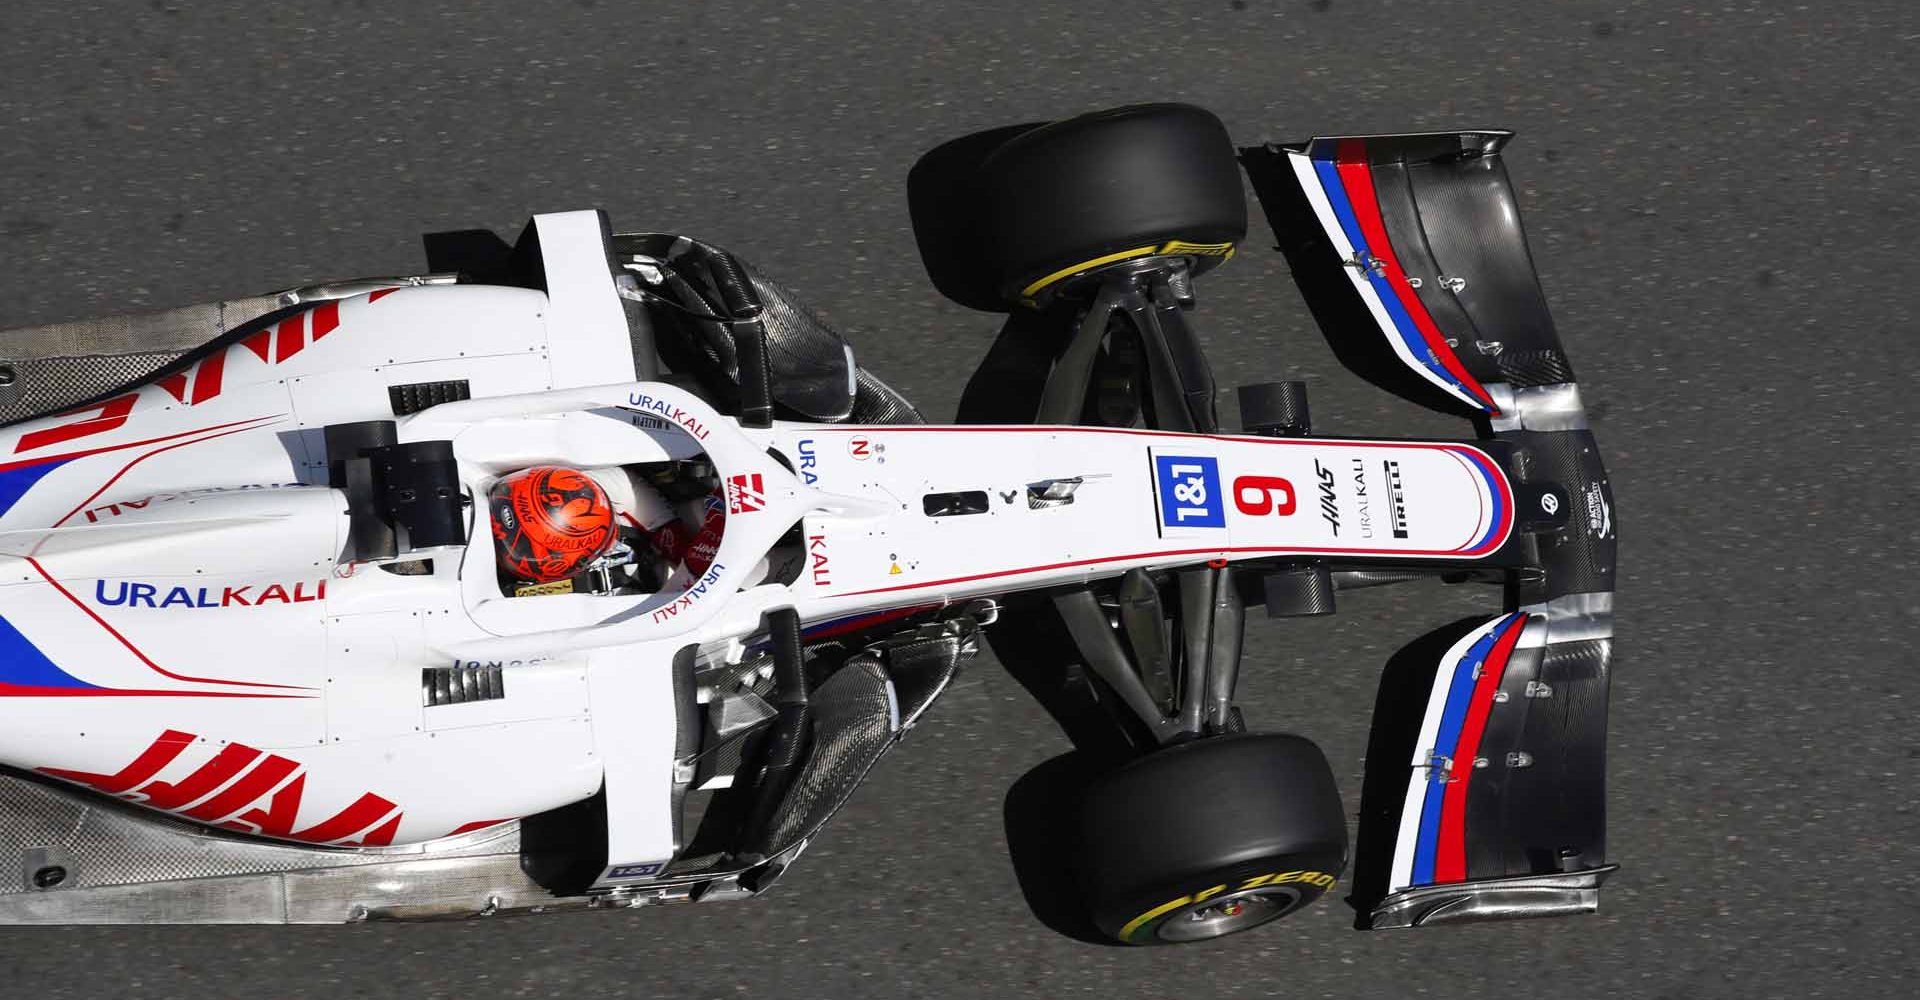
[1153,454,1223,529]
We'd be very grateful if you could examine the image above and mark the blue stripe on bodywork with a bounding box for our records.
[1410,620,1507,884]
[0,458,71,519]
[1312,157,1372,263]
[1310,155,1487,402]
[1311,158,1442,370]
[1459,449,1507,554]
[1466,449,1497,548]
[0,613,100,689]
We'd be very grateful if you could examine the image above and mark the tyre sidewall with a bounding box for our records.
[1091,853,1344,945]
[1074,734,1349,944]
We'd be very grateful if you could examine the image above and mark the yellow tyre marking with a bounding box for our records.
[1118,893,1194,943]
[1157,239,1236,259]
[1019,245,1159,299]
[1119,870,1339,941]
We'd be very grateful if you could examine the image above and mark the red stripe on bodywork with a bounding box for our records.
[190,351,225,405]
[51,418,279,527]
[1433,615,1530,882]
[15,395,139,454]
[155,372,190,403]
[132,743,261,811]
[38,729,195,792]
[0,413,279,475]
[229,773,304,837]
[22,555,313,692]
[793,423,1505,451]
[836,530,1514,600]
[180,753,299,822]
[291,792,400,843]
[309,301,340,341]
[274,314,305,363]
[1333,141,1497,412]
[367,288,398,303]
[348,812,403,847]
[803,604,941,639]
[0,682,303,698]
[240,330,272,363]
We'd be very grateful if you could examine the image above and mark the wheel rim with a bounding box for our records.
[1154,886,1303,942]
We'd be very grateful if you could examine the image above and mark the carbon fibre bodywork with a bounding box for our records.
[1243,131,1616,927]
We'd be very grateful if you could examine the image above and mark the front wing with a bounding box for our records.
[1245,131,1618,927]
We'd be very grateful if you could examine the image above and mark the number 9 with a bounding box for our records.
[1233,476,1296,516]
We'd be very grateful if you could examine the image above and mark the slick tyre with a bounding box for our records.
[1075,733,1348,945]
[976,103,1248,305]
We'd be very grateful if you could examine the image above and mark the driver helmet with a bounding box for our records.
[488,466,617,583]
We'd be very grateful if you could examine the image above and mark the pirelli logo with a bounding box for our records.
[1383,460,1409,539]
[1158,239,1236,258]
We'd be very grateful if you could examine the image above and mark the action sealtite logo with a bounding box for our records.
[726,473,765,515]
[1584,482,1613,539]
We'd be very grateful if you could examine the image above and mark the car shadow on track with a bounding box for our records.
[1000,750,1117,946]
[906,122,1044,313]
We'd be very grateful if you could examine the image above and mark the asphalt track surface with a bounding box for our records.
[1,2,1916,997]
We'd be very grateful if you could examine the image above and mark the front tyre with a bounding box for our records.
[1075,733,1348,945]
[976,103,1247,305]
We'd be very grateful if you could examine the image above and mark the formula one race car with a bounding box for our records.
[0,105,1615,942]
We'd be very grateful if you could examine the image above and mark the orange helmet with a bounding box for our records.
[488,466,617,583]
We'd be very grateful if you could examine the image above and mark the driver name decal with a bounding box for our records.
[1153,454,1223,529]
[625,392,711,442]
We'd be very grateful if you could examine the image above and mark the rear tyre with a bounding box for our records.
[1076,733,1348,945]
[976,103,1247,305]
